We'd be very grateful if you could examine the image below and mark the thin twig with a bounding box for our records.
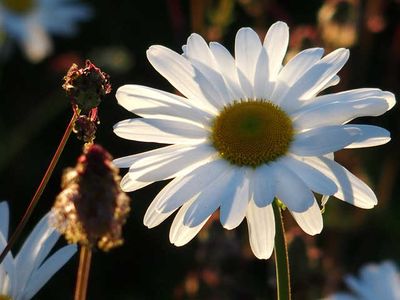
[0,111,79,264]
[74,245,92,300]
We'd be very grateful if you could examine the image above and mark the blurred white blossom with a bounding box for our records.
[0,202,77,300]
[326,261,400,300]
[0,0,92,62]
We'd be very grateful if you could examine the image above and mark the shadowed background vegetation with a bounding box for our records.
[0,0,399,299]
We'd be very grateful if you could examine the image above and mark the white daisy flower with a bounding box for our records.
[113,21,395,259]
[325,261,400,300]
[0,0,92,62]
[0,202,77,300]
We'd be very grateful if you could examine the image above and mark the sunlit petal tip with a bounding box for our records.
[169,200,209,246]
[345,125,391,148]
[115,85,137,106]
[120,173,150,192]
[246,202,275,259]
[267,21,289,36]
[237,27,257,36]
[144,207,173,229]
[291,200,323,235]
[334,47,350,57]
[115,84,129,95]
[146,44,162,55]
[382,91,397,110]
[187,32,204,42]
[112,157,129,168]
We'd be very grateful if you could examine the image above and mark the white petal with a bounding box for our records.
[153,158,228,214]
[113,144,185,168]
[381,91,396,110]
[124,149,215,195]
[322,75,340,90]
[22,22,53,63]
[134,145,215,182]
[220,168,250,230]
[251,164,275,207]
[130,145,196,169]
[15,213,58,293]
[0,233,16,296]
[184,166,237,227]
[144,194,177,228]
[235,27,262,98]
[169,198,209,246]
[345,125,391,148]
[209,42,245,100]
[311,88,387,106]
[322,195,330,206]
[113,118,207,144]
[272,47,324,104]
[186,33,232,107]
[146,45,218,113]
[300,156,377,208]
[246,201,275,259]
[344,276,371,299]
[120,173,153,192]
[116,84,211,124]
[301,48,349,99]
[291,125,361,156]
[274,163,315,212]
[254,48,274,99]
[292,97,391,130]
[282,156,338,195]
[0,202,9,240]
[280,48,350,112]
[291,199,323,235]
[24,244,77,299]
[264,21,289,80]
[181,44,187,56]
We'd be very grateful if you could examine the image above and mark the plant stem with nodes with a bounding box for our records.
[0,109,80,264]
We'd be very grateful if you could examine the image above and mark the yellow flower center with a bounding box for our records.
[0,295,12,300]
[211,100,293,167]
[2,0,34,13]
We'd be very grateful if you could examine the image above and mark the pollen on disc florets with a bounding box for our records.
[211,100,294,167]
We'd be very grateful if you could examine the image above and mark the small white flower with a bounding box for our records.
[113,21,395,259]
[325,261,400,300]
[0,202,77,300]
[0,0,92,62]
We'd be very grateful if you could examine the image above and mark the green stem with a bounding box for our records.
[273,201,291,300]
[0,111,79,264]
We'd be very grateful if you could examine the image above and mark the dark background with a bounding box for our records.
[0,0,399,299]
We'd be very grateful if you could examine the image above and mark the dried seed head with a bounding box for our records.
[63,60,111,113]
[73,115,98,143]
[52,144,130,251]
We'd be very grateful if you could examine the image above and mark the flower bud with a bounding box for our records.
[63,60,111,113]
[73,115,98,143]
[52,144,130,251]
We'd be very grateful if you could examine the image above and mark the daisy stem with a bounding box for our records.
[74,245,92,300]
[0,110,79,264]
[273,201,291,300]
